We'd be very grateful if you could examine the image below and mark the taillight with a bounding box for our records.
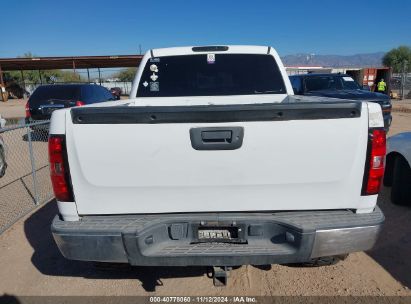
[75,101,85,106]
[363,129,386,195]
[25,101,31,118]
[48,135,73,201]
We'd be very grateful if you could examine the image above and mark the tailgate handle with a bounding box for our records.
[201,130,232,143]
[190,127,244,150]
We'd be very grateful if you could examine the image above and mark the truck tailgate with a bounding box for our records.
[66,102,368,215]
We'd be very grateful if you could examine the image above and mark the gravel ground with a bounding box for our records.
[0,111,410,297]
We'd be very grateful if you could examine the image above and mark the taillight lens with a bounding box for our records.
[364,129,386,195]
[48,135,73,201]
[75,101,85,106]
[25,101,31,118]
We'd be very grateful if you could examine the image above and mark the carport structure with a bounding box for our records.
[0,54,143,101]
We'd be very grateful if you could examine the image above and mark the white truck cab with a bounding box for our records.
[49,46,385,281]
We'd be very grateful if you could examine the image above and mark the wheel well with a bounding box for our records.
[385,152,411,185]
[385,152,401,186]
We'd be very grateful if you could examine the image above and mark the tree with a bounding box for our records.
[382,46,411,73]
[114,68,137,82]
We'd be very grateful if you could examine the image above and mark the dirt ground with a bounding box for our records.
[0,98,26,119]
[0,107,411,296]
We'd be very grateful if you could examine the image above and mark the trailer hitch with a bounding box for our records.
[212,266,231,286]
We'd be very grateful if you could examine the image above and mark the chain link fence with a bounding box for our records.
[391,73,411,99]
[0,121,53,234]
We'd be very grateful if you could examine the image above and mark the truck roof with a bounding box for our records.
[150,45,273,57]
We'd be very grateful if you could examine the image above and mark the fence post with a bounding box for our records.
[27,126,40,205]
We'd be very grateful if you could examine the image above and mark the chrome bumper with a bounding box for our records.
[311,225,381,258]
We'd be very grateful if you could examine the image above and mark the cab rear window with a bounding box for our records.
[137,54,286,97]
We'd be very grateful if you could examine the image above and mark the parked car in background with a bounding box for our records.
[384,132,411,205]
[25,84,116,124]
[289,73,392,130]
[0,135,7,178]
[109,87,122,100]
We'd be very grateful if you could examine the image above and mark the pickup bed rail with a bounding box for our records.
[70,101,362,124]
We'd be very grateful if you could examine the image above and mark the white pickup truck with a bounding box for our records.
[50,46,385,276]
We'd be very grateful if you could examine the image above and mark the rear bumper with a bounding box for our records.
[51,207,384,266]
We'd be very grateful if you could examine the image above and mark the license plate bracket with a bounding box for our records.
[193,223,247,244]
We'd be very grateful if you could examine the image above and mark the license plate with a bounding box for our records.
[40,104,65,115]
[198,227,238,241]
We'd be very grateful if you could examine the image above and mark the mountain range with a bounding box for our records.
[281,52,385,68]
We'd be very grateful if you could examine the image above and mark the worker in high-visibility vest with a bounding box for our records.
[377,79,387,94]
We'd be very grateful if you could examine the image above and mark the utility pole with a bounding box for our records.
[20,70,27,98]
[38,70,43,85]
[401,60,408,100]
[98,68,102,85]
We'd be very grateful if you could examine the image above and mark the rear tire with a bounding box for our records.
[287,254,348,267]
[391,156,411,206]
[303,254,348,267]
[383,154,395,187]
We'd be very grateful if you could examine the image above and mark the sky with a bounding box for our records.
[1,0,410,58]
